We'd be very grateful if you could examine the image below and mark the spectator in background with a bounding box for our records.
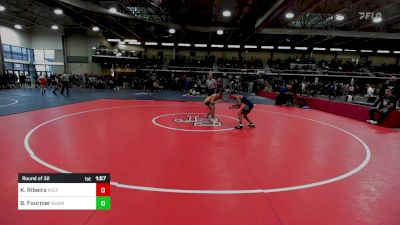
[383,76,399,98]
[52,75,61,94]
[206,73,217,96]
[217,78,224,91]
[38,74,47,95]
[19,74,26,88]
[26,74,32,87]
[365,84,374,98]
[336,83,343,99]
[61,74,69,95]
[367,88,397,125]
[276,84,294,106]
[248,80,254,94]
[183,75,190,92]
[348,85,355,96]
[301,81,307,95]
[150,73,157,92]
[33,74,38,88]
[326,81,336,100]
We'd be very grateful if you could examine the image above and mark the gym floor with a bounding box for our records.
[0,88,399,225]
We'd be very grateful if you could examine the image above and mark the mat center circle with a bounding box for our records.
[23,104,371,194]
[152,113,239,132]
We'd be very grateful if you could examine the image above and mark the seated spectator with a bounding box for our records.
[189,88,200,96]
[275,85,294,106]
[365,84,374,98]
[383,76,399,98]
[367,88,397,125]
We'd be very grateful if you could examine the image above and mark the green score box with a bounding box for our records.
[96,196,111,210]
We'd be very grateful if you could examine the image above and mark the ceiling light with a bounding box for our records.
[228,45,240,48]
[145,42,158,46]
[128,41,141,45]
[222,10,231,17]
[211,44,224,48]
[361,50,373,53]
[335,14,344,21]
[217,29,223,35]
[330,48,343,51]
[261,46,274,49]
[92,47,96,50]
[278,46,291,50]
[295,47,308,50]
[118,41,125,45]
[14,24,22,30]
[393,51,400,54]
[194,44,207,48]
[51,25,58,30]
[161,42,174,46]
[124,39,137,42]
[377,50,390,53]
[285,12,294,19]
[107,39,120,42]
[244,45,257,49]
[178,43,191,47]
[54,9,63,15]
[373,17,382,23]
[92,26,99,32]
[109,7,117,13]
[0,5,5,11]
[313,47,326,51]
[344,49,356,52]
[169,28,176,34]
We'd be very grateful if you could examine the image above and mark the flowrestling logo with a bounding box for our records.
[173,115,223,127]
[359,11,382,20]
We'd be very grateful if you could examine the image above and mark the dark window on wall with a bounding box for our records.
[22,48,28,61]
[2,45,34,62]
[3,45,11,59]
[13,63,23,71]
[28,49,34,62]
[29,64,35,73]
[11,46,22,60]
[4,63,13,70]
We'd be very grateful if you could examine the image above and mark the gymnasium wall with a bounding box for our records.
[0,25,31,48]
[64,31,107,75]
[0,25,65,74]
[312,53,336,61]
[272,52,304,61]
[30,28,63,50]
[2,25,400,76]
[140,48,400,67]
[368,56,398,66]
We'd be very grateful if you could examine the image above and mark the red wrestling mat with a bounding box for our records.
[1,99,399,225]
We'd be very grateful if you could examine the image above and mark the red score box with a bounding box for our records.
[96,183,110,196]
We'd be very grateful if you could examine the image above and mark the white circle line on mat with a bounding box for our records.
[23,105,371,194]
[0,98,18,108]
